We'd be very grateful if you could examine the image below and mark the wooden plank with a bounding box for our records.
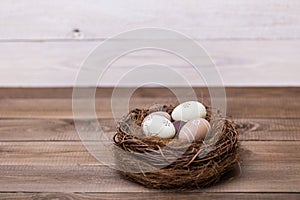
[235,118,300,141]
[0,141,99,166]
[0,118,300,141]
[0,40,299,87]
[0,87,299,99]
[0,96,299,119]
[0,192,299,200]
[1,141,299,167]
[0,141,299,192]
[0,1,300,40]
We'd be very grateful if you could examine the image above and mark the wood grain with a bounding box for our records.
[0,97,298,119]
[0,193,299,200]
[0,88,298,195]
[0,141,299,166]
[0,40,299,87]
[0,0,300,40]
[1,87,299,99]
[235,118,300,141]
[0,141,299,192]
[0,88,298,120]
[0,118,300,141]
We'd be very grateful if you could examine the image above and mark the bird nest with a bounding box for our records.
[113,104,239,189]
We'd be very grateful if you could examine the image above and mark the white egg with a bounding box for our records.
[148,111,171,121]
[171,101,207,121]
[142,115,176,139]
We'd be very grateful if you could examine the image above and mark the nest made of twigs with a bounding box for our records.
[113,104,239,189]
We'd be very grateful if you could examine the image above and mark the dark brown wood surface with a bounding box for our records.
[0,87,299,199]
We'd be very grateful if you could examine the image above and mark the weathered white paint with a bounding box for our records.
[0,40,299,87]
[0,0,300,40]
[0,1,299,86]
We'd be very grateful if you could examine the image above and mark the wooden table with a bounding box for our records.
[0,87,299,199]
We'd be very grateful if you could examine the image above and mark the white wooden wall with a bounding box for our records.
[0,0,299,87]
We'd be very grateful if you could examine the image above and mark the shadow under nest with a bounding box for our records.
[113,104,240,189]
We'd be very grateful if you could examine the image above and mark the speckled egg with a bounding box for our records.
[142,115,175,139]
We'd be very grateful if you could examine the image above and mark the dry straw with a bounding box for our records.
[113,104,239,189]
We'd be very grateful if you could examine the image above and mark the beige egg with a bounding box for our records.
[148,111,171,121]
[178,118,210,143]
[142,115,176,139]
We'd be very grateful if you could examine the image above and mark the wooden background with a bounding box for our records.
[0,0,299,87]
[0,1,300,199]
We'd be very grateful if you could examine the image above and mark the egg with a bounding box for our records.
[148,111,171,121]
[142,115,176,139]
[172,121,187,134]
[171,101,206,121]
[178,118,210,143]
